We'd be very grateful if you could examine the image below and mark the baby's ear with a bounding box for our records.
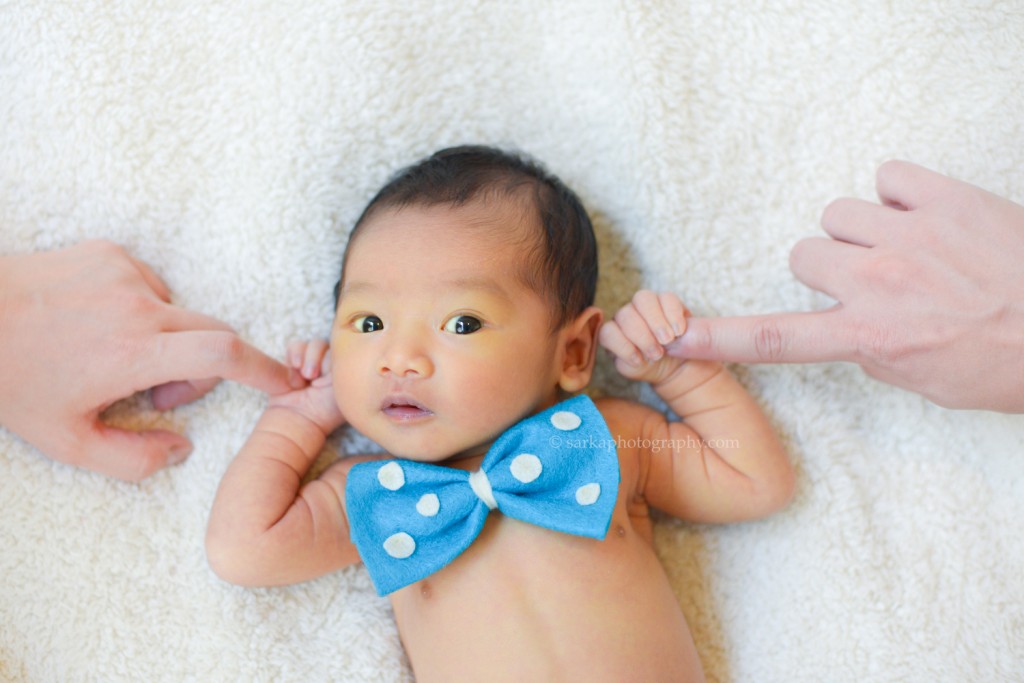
[557,306,604,393]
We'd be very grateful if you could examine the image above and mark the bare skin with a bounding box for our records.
[670,160,1024,413]
[206,204,794,682]
[0,239,303,481]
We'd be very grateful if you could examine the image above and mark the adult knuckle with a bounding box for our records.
[210,332,248,367]
[752,320,787,361]
[117,290,160,317]
[859,251,917,293]
[857,325,890,362]
[852,321,903,366]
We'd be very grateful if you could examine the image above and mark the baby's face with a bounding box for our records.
[332,201,567,461]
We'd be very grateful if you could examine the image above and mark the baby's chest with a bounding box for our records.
[411,505,648,600]
[390,508,671,674]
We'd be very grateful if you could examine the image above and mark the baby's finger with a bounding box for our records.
[657,292,689,337]
[598,321,644,367]
[287,340,306,369]
[630,290,675,346]
[311,351,333,387]
[614,304,663,361]
[302,339,329,379]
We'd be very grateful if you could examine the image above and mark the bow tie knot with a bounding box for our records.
[345,395,620,595]
[468,468,498,509]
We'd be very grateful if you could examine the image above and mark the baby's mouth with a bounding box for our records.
[381,396,434,421]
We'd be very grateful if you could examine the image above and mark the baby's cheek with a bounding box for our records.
[330,358,364,415]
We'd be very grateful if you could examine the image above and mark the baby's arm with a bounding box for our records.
[600,291,795,523]
[206,340,366,586]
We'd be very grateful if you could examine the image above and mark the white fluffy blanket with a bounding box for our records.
[2,2,1023,681]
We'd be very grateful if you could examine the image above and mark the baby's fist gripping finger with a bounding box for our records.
[273,340,344,432]
[600,291,690,383]
[599,319,672,383]
[618,291,689,359]
[287,339,330,380]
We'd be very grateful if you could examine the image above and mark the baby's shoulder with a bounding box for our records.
[593,395,663,441]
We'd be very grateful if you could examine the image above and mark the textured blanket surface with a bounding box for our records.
[2,2,1023,681]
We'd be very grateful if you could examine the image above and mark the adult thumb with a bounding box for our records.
[78,423,193,482]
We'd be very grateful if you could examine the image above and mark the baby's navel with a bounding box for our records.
[419,580,432,599]
[615,524,626,538]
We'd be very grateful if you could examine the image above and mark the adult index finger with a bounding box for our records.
[665,310,855,364]
[138,330,306,396]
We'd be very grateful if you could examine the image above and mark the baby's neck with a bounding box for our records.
[440,451,487,472]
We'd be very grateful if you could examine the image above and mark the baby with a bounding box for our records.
[206,146,795,682]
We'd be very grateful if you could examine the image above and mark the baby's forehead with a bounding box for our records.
[351,199,541,261]
[338,199,556,312]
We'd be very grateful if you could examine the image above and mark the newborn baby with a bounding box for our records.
[206,146,794,682]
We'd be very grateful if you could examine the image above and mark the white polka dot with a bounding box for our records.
[550,411,582,431]
[510,454,542,483]
[383,532,415,559]
[575,483,601,505]
[377,462,405,491]
[416,493,440,517]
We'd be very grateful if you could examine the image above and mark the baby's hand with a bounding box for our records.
[599,290,690,384]
[267,339,346,435]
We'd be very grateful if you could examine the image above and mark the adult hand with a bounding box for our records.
[0,240,306,481]
[669,161,1024,413]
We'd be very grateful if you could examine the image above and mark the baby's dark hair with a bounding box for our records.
[335,145,598,329]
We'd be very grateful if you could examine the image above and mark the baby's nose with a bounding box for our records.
[377,338,434,378]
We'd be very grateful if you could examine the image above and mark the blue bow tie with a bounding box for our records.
[345,395,620,596]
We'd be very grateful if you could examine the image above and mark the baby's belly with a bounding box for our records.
[389,514,706,683]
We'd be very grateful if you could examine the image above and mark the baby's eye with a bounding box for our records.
[353,315,384,333]
[442,314,482,335]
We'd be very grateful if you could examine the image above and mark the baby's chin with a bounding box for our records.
[382,442,490,464]
[365,431,493,464]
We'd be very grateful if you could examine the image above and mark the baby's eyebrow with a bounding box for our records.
[338,281,375,297]
[340,276,513,303]
[442,276,513,303]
